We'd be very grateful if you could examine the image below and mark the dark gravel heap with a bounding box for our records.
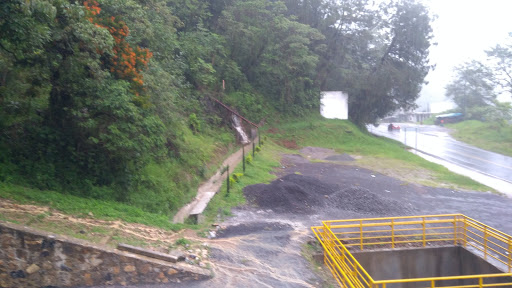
[244,174,413,215]
[328,186,413,214]
[244,174,337,214]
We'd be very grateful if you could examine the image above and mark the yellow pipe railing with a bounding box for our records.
[311,214,512,288]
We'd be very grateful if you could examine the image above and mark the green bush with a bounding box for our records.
[189,113,201,133]
[229,176,236,186]
[245,154,253,164]
[232,173,244,183]
[255,146,261,153]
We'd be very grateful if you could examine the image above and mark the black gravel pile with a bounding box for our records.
[328,186,413,215]
[244,174,338,214]
[244,174,414,215]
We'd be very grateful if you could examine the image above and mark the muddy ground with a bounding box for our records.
[95,147,512,288]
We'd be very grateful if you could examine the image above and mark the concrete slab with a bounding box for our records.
[190,192,216,215]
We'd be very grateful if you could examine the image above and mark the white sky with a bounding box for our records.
[416,0,512,110]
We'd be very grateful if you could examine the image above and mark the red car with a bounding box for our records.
[387,123,400,131]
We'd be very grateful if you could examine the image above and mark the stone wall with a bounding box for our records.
[0,221,211,287]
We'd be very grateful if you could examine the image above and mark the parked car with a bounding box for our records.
[387,123,401,131]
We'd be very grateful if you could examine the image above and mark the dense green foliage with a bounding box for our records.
[445,35,512,124]
[0,0,434,216]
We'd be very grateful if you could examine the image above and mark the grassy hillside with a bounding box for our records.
[1,116,492,234]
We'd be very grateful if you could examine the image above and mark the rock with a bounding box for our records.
[167,268,178,275]
[208,231,216,239]
[26,264,40,274]
[123,265,136,273]
[84,273,93,286]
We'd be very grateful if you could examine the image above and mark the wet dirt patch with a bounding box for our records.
[299,146,336,160]
[276,138,299,149]
[216,222,293,238]
[267,127,281,134]
[325,154,355,162]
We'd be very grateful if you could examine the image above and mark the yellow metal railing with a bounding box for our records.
[311,214,512,288]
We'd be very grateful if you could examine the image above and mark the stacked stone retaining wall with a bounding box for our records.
[0,221,211,287]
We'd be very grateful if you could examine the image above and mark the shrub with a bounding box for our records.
[189,113,201,133]
[229,176,236,186]
[245,154,253,164]
[232,173,243,182]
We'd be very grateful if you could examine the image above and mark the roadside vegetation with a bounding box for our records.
[442,34,512,155]
[447,120,512,157]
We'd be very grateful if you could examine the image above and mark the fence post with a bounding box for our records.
[484,226,488,260]
[464,217,468,248]
[252,141,255,157]
[415,128,418,151]
[453,215,457,246]
[226,165,230,196]
[242,145,246,173]
[422,217,426,247]
[391,219,395,249]
[508,237,511,272]
[360,220,364,251]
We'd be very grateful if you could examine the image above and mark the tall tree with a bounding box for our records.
[282,0,434,125]
[485,34,512,96]
[445,61,496,114]
[218,0,323,113]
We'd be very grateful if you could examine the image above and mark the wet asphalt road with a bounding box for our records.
[369,123,512,185]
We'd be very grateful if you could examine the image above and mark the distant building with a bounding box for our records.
[320,91,348,120]
[382,111,432,123]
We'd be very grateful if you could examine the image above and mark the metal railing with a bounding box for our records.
[311,214,512,288]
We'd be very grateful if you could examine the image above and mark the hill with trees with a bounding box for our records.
[0,0,434,216]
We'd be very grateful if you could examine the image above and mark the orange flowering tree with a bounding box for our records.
[84,0,152,99]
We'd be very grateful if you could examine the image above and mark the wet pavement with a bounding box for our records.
[369,123,512,193]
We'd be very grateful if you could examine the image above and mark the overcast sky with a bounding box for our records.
[416,0,512,110]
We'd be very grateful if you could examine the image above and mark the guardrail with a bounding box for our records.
[311,214,512,288]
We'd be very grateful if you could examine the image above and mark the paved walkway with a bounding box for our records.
[172,138,258,223]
